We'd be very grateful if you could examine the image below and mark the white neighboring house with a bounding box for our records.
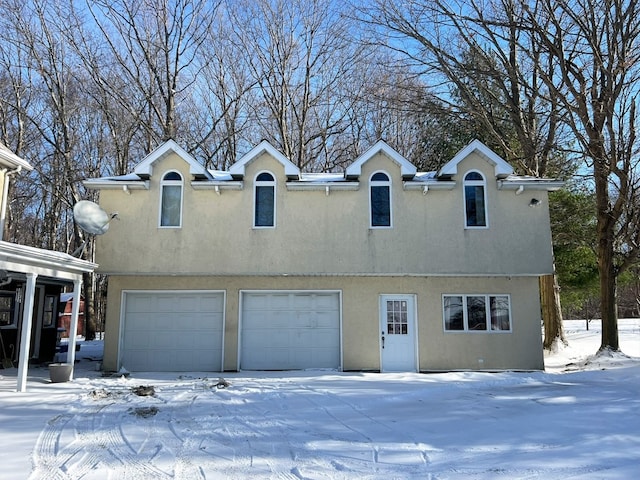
[0,143,97,392]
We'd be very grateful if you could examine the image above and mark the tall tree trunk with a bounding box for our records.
[595,154,620,351]
[597,231,620,351]
[540,273,566,350]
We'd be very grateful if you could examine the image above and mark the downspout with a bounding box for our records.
[0,166,22,241]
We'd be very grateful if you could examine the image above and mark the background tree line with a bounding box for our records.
[1,0,638,354]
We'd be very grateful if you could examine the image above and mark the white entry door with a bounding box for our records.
[380,295,417,372]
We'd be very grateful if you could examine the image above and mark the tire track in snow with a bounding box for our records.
[30,393,174,479]
[29,414,75,480]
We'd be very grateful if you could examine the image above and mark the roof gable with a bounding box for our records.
[133,139,211,178]
[345,140,417,179]
[439,139,513,178]
[229,140,300,179]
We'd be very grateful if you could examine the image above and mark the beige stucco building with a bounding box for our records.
[86,139,562,373]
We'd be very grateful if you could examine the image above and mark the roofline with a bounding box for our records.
[83,179,149,190]
[497,179,565,192]
[439,139,514,177]
[345,140,417,179]
[229,140,300,179]
[0,241,97,280]
[0,144,34,172]
[133,139,211,178]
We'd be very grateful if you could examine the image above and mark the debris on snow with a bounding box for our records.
[130,406,159,418]
[215,377,230,389]
[132,385,155,397]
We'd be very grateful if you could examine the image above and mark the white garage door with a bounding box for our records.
[241,291,341,370]
[121,291,224,372]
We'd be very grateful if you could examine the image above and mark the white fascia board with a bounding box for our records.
[403,180,456,191]
[229,140,300,178]
[0,241,97,280]
[497,179,564,191]
[0,143,34,171]
[83,179,149,190]
[190,181,244,191]
[286,181,360,191]
[346,140,417,178]
[133,139,211,178]
[439,139,514,177]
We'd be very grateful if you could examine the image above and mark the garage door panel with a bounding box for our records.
[199,295,224,311]
[315,294,340,309]
[122,291,224,372]
[123,330,150,349]
[316,311,339,328]
[241,292,340,370]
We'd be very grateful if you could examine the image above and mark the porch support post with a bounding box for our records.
[66,278,82,380]
[16,272,37,392]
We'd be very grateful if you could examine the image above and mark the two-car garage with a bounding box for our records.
[119,290,341,372]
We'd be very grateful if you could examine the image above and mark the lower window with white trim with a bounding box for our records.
[443,294,511,332]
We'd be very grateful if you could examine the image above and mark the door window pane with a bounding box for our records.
[386,299,408,335]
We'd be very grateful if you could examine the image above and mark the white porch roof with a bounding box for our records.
[0,241,97,392]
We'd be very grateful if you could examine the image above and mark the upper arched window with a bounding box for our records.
[464,170,487,228]
[254,171,275,227]
[370,171,391,227]
[160,171,183,227]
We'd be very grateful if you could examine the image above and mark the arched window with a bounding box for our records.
[370,171,391,227]
[464,171,487,227]
[160,171,183,227]
[254,171,275,227]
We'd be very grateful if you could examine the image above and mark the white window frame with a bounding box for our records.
[442,294,512,333]
[253,170,276,228]
[463,170,488,229]
[159,170,184,228]
[369,170,392,228]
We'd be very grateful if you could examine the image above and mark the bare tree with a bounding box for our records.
[86,0,218,147]
[521,0,640,352]
[362,0,570,349]
[226,0,366,170]
[181,16,258,170]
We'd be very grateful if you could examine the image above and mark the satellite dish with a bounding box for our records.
[73,200,112,235]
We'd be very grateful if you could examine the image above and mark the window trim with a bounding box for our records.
[463,170,488,229]
[253,170,276,228]
[159,170,184,228]
[442,293,512,333]
[369,170,392,228]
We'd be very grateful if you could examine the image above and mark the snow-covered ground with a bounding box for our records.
[0,319,638,480]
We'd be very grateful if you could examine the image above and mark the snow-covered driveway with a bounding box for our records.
[1,319,638,479]
[24,367,640,479]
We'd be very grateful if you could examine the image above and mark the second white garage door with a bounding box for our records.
[121,291,225,372]
[240,291,341,370]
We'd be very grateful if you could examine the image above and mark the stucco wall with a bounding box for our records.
[102,275,544,373]
[94,150,555,277]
